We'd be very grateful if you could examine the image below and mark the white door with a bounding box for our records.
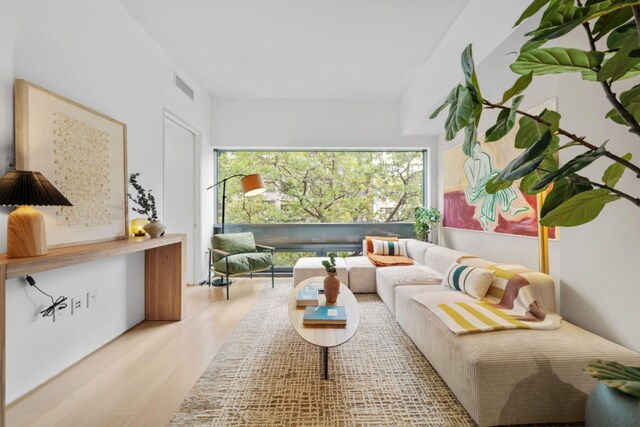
[164,116,197,285]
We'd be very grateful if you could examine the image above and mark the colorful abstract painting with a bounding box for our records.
[443,101,557,239]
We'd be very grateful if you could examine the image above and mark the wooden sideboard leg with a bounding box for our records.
[145,241,185,321]
[0,266,6,427]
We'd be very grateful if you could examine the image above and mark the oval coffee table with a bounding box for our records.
[288,276,360,380]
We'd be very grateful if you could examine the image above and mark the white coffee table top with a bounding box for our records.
[288,276,360,349]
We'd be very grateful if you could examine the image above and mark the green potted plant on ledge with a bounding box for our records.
[430,0,640,423]
[414,207,442,243]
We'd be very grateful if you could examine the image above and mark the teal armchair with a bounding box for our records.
[208,232,275,299]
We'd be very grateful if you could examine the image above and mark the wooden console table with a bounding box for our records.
[0,233,187,426]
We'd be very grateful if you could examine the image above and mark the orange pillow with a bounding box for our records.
[364,235,398,254]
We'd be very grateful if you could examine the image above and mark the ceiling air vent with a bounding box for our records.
[174,73,194,100]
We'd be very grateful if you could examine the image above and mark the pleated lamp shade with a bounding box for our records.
[240,173,266,197]
[0,170,72,258]
[0,170,72,207]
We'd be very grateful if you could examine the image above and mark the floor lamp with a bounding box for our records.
[537,190,550,274]
[207,173,266,234]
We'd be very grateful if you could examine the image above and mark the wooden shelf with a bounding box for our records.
[0,233,187,427]
[0,234,184,279]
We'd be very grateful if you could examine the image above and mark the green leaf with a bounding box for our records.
[520,153,559,194]
[462,115,478,157]
[540,188,619,226]
[496,129,552,181]
[444,85,474,141]
[429,86,457,119]
[582,61,640,81]
[531,144,608,191]
[520,39,547,53]
[606,84,640,125]
[597,33,640,82]
[485,176,513,195]
[602,153,632,187]
[461,44,483,103]
[540,176,593,217]
[515,0,552,27]
[485,96,524,142]
[501,72,534,104]
[511,48,605,76]
[607,21,637,50]
[592,7,633,40]
[515,110,561,148]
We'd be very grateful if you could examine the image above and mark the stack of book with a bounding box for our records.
[303,306,347,326]
[296,289,319,307]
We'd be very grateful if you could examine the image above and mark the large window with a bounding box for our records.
[216,150,426,224]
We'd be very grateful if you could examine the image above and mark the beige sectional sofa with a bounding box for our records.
[293,239,640,426]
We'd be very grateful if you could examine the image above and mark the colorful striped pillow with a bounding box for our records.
[372,239,408,257]
[442,263,495,299]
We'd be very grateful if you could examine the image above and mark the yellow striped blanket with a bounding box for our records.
[427,263,561,335]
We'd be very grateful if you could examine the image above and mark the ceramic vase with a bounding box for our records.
[143,220,166,238]
[323,272,340,304]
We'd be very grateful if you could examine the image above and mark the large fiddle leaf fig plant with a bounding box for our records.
[431,0,640,228]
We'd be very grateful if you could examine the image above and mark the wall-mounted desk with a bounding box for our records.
[0,233,187,426]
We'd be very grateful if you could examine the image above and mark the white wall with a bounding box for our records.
[3,0,212,402]
[557,31,640,352]
[435,22,562,283]
[211,99,438,207]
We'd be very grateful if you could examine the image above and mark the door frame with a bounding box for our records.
[162,109,202,284]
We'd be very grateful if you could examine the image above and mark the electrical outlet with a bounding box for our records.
[72,295,84,314]
[87,290,97,307]
[53,305,67,322]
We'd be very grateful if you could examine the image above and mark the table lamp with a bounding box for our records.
[0,170,72,257]
[206,173,266,233]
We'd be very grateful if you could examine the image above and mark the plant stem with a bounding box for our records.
[483,100,640,177]
[590,181,640,206]
[580,20,640,138]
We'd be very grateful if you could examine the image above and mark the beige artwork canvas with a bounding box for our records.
[15,80,128,247]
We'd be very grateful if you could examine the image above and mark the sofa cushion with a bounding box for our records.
[211,232,256,262]
[396,286,640,426]
[424,246,474,274]
[376,265,443,315]
[406,239,433,264]
[292,256,349,286]
[442,263,495,299]
[372,239,408,257]
[213,252,272,275]
[344,256,376,293]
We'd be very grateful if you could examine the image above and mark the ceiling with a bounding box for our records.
[117,0,469,99]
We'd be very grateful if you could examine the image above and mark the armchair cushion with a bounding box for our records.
[211,232,256,262]
[213,252,273,275]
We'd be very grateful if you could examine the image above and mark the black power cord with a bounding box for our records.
[25,275,68,318]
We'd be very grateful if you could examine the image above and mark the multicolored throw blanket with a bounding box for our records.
[427,264,561,334]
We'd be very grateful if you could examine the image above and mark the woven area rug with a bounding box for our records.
[171,281,474,426]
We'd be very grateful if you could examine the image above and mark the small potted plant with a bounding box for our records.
[321,253,340,304]
[414,207,442,243]
[128,173,165,238]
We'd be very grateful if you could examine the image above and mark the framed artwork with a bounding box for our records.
[443,99,557,239]
[15,79,128,247]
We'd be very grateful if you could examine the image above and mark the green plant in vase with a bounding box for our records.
[322,253,339,304]
[414,207,442,242]
[128,173,165,238]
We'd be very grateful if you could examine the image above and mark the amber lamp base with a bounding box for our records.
[6,205,47,258]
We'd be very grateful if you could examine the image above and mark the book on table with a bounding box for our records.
[303,305,347,325]
[296,289,319,306]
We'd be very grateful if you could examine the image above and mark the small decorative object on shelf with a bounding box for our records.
[129,218,149,237]
[128,173,165,238]
[414,207,441,243]
[321,252,340,304]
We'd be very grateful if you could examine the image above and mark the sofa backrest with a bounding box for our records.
[424,246,473,274]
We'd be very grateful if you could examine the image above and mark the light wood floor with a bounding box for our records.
[7,278,272,427]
